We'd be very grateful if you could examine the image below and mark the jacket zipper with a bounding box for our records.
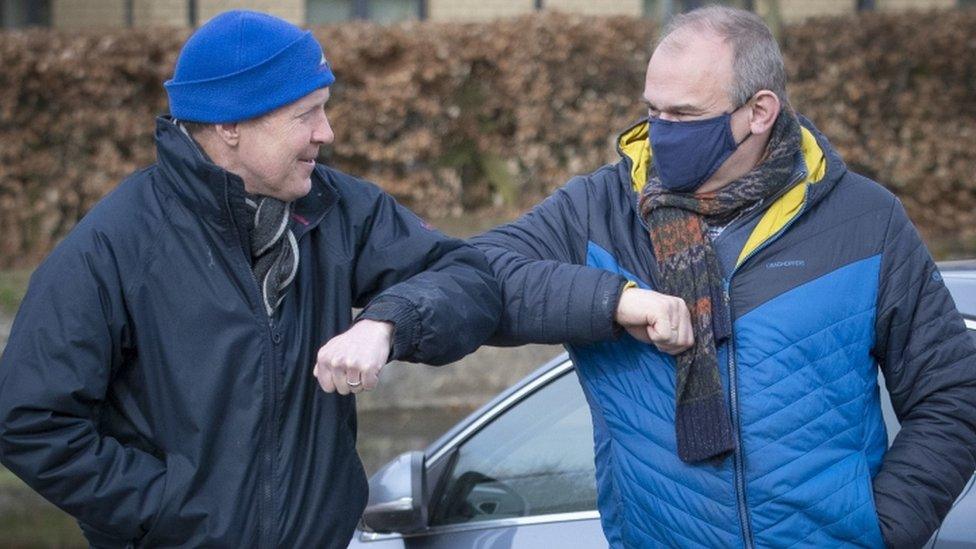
[725,177,808,548]
[723,317,752,548]
[224,179,278,548]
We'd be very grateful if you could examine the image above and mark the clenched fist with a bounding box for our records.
[615,287,694,355]
[313,319,394,395]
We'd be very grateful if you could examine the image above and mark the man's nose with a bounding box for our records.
[313,113,334,145]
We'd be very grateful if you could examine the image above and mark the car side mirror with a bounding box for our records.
[361,451,428,534]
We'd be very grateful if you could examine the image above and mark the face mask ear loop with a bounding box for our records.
[730,97,756,149]
[734,131,753,148]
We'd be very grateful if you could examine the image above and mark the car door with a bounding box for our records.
[352,363,607,549]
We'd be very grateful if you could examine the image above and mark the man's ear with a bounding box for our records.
[749,90,781,134]
[214,122,241,147]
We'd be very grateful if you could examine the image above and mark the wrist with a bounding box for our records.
[358,319,394,338]
[614,281,639,324]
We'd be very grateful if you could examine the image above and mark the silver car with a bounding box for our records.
[350,262,976,548]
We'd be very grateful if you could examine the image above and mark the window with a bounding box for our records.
[1,0,51,29]
[369,0,422,24]
[430,372,597,526]
[308,0,353,23]
[306,0,424,24]
[644,0,753,19]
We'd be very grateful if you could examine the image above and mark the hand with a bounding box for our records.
[615,287,694,355]
[313,320,394,395]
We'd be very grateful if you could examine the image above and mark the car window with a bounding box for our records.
[429,371,597,526]
[943,274,976,319]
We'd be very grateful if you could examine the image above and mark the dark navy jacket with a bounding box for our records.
[472,118,976,548]
[0,118,500,547]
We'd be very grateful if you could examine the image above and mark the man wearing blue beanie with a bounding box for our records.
[0,10,500,548]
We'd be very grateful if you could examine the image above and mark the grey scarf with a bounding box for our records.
[175,120,300,317]
[245,196,299,316]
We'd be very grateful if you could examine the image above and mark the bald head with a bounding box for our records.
[645,29,735,121]
[655,6,787,107]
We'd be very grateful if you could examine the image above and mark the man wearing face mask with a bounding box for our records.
[472,6,976,548]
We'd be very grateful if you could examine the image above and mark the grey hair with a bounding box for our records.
[658,5,788,107]
[178,120,214,137]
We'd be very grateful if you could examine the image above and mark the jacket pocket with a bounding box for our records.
[861,458,886,548]
[136,453,195,548]
[79,521,133,549]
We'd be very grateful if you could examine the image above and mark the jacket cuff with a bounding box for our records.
[357,295,421,362]
[592,274,630,341]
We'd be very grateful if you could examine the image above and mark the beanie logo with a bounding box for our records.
[320,54,329,68]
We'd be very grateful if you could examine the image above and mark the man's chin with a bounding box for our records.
[286,178,313,201]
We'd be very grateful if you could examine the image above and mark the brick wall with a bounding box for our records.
[133,0,187,27]
[45,0,965,30]
[196,0,303,24]
[779,0,955,23]
[543,0,642,17]
[427,0,534,21]
[779,0,853,24]
[878,0,955,11]
[52,0,126,28]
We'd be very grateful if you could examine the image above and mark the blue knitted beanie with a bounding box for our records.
[165,10,336,123]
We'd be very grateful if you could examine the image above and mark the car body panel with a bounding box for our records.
[355,512,605,548]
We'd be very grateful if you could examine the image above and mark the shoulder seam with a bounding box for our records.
[123,168,177,299]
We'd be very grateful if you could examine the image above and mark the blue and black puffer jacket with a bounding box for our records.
[472,116,976,548]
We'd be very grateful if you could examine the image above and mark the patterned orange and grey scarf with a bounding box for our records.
[639,109,801,463]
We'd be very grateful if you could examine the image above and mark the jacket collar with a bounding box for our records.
[154,116,336,239]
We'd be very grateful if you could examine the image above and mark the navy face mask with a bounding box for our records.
[649,106,751,193]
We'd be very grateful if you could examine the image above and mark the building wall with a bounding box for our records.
[878,0,955,11]
[47,0,964,28]
[543,0,642,17]
[196,0,303,25]
[427,0,534,21]
[132,0,187,27]
[52,0,126,28]
[778,0,853,24]
[778,0,954,23]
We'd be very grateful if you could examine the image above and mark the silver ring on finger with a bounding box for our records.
[347,379,363,388]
